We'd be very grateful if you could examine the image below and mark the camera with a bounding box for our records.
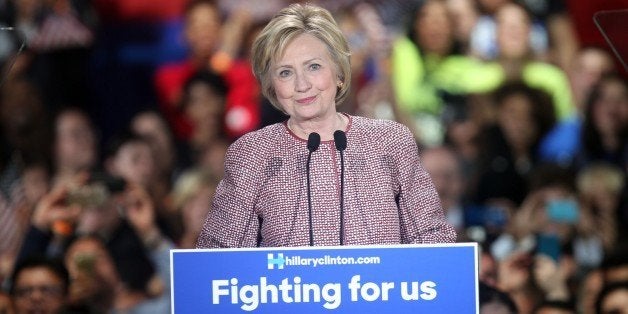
[66,173,127,207]
[545,198,579,224]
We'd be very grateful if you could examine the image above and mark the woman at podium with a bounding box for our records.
[196,3,455,248]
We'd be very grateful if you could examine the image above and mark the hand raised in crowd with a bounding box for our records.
[212,7,252,73]
[497,251,532,294]
[578,187,619,251]
[31,175,88,235]
[533,254,574,301]
[508,191,546,239]
[121,183,162,249]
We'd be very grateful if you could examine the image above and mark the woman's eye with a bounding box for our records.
[309,63,321,71]
[279,69,291,78]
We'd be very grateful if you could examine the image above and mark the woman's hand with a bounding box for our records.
[508,191,545,239]
[533,254,572,301]
[123,184,162,249]
[31,185,81,235]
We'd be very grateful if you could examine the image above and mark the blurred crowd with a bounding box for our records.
[0,0,627,313]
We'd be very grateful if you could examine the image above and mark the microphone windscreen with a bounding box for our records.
[307,132,321,152]
[333,130,347,151]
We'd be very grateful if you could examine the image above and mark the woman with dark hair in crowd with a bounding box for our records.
[475,81,556,207]
[577,74,628,173]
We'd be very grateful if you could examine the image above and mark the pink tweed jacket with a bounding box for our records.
[196,114,456,248]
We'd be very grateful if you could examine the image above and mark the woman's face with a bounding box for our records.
[64,238,119,289]
[55,111,97,172]
[569,49,614,110]
[109,141,155,187]
[496,4,531,59]
[185,3,221,59]
[497,93,537,151]
[272,33,340,123]
[447,0,478,44]
[12,267,66,314]
[131,113,175,173]
[592,79,628,137]
[184,82,224,124]
[415,0,453,56]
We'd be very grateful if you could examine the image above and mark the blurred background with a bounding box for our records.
[0,0,627,313]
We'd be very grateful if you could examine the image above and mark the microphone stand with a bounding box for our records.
[334,130,347,245]
[306,132,321,246]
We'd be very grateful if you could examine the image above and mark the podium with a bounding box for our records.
[170,243,478,313]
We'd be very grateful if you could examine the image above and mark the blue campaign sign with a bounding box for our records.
[170,243,478,313]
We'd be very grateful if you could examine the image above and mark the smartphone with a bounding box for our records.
[66,183,109,207]
[536,233,561,262]
[74,252,96,275]
[89,172,127,193]
[546,198,579,223]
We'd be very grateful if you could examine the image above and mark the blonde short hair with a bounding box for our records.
[251,3,351,111]
[171,168,220,210]
[577,163,625,196]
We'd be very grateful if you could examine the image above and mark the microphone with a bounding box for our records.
[306,132,321,246]
[333,130,347,245]
[308,132,321,153]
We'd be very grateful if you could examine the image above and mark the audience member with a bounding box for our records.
[533,300,576,314]
[103,130,155,190]
[491,2,574,121]
[195,138,228,179]
[579,269,605,314]
[335,3,398,121]
[600,252,628,284]
[391,0,499,146]
[568,48,616,113]
[496,250,541,313]
[51,108,98,188]
[475,82,556,206]
[576,163,626,253]
[0,77,50,284]
[169,167,220,248]
[470,0,547,62]
[15,175,173,313]
[495,163,604,271]
[422,145,467,236]
[446,0,479,55]
[533,250,577,303]
[576,74,628,173]
[9,256,69,314]
[64,233,171,313]
[154,0,260,141]
[538,47,615,166]
[595,281,628,314]
[0,77,50,168]
[0,2,624,312]
[479,281,519,314]
[154,0,223,140]
[0,289,11,313]
[180,69,228,158]
[519,0,579,71]
[130,110,178,202]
